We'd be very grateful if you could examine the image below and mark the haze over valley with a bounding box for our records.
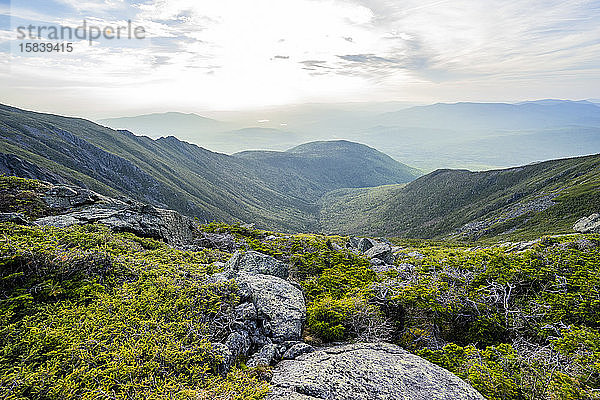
[99,99,600,171]
[2,101,599,240]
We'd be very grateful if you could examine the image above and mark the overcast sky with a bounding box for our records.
[0,0,599,117]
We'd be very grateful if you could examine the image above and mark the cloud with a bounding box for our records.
[1,0,599,113]
[300,60,333,70]
[338,54,399,64]
[54,0,128,13]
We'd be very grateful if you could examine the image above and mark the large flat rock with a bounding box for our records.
[35,185,197,246]
[268,342,485,400]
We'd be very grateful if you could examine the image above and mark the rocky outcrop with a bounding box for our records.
[225,250,289,279]
[33,184,198,246]
[455,194,559,239]
[348,237,396,266]
[282,343,314,360]
[573,213,600,234]
[365,243,394,265]
[247,344,280,368]
[223,251,305,344]
[268,342,485,400]
[498,239,541,252]
[211,250,307,372]
[42,185,101,210]
[0,212,30,225]
[236,272,305,343]
[194,231,239,252]
[358,237,376,252]
[212,331,253,373]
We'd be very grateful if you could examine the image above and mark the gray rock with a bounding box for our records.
[43,185,100,210]
[101,205,197,245]
[212,261,226,269]
[194,231,238,252]
[0,212,30,225]
[358,238,376,252]
[205,272,229,285]
[365,243,394,264]
[211,343,233,374]
[223,331,251,369]
[268,342,485,400]
[250,329,272,348]
[282,343,314,360]
[282,341,301,349]
[36,214,80,228]
[499,240,541,253]
[573,213,600,234]
[347,237,360,249]
[236,273,305,343]
[369,257,385,266]
[35,202,197,246]
[225,250,289,279]
[247,344,279,368]
[234,302,258,321]
[19,182,200,246]
[514,240,540,252]
[407,251,425,260]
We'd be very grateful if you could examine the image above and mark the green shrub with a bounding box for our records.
[0,222,271,399]
[307,295,356,341]
[0,176,51,219]
[419,343,522,400]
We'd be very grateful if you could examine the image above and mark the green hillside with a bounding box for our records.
[236,140,419,191]
[320,154,600,239]
[0,104,418,232]
[2,104,599,240]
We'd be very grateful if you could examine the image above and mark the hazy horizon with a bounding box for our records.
[1,0,599,118]
[0,97,598,122]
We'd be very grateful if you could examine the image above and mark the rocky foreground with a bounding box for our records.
[1,180,488,399]
[2,177,600,399]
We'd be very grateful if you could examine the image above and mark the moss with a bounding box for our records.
[0,175,51,219]
[0,222,270,399]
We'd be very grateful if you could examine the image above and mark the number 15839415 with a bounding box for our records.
[19,42,74,52]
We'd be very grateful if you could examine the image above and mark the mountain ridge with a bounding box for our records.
[98,112,226,139]
[92,100,600,171]
[320,152,600,239]
[235,140,420,190]
[0,103,417,232]
[2,103,599,239]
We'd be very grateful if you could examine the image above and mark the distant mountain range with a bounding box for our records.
[98,100,600,171]
[98,112,227,139]
[1,103,599,239]
[0,104,418,232]
[377,100,600,130]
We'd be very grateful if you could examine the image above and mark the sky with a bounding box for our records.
[0,0,599,118]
